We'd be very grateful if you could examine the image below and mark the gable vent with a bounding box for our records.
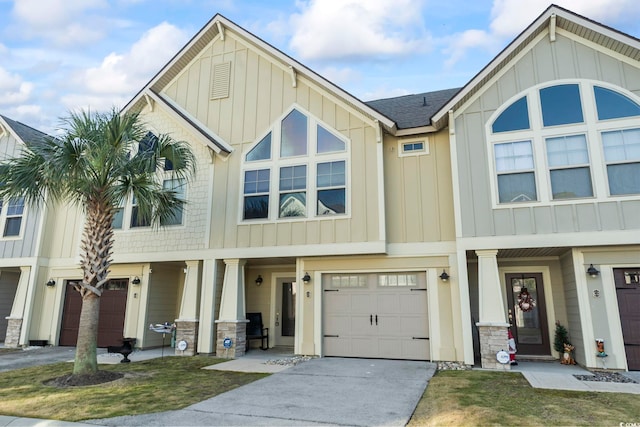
[211,61,231,99]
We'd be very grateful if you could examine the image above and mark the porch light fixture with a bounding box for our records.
[439,270,450,282]
[132,276,141,285]
[587,264,600,278]
[255,275,263,286]
[302,272,311,285]
[46,279,55,287]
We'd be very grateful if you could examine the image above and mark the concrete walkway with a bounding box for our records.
[90,357,436,426]
[511,360,640,394]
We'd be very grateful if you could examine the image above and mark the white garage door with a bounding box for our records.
[323,272,430,360]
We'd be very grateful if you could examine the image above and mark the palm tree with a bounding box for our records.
[0,109,196,377]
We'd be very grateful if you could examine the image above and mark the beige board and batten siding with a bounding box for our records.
[384,130,455,244]
[161,29,381,251]
[143,264,182,347]
[0,132,42,259]
[454,30,640,239]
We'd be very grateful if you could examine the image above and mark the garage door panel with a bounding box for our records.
[376,293,401,313]
[400,316,429,337]
[352,294,374,313]
[352,315,377,335]
[324,314,350,336]
[324,293,350,312]
[399,293,427,312]
[403,339,430,360]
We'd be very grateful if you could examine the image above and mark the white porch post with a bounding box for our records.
[4,266,31,347]
[174,260,202,356]
[475,250,510,370]
[214,259,248,357]
[197,259,218,354]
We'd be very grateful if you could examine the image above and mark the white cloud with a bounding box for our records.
[288,0,430,61]
[0,66,34,105]
[64,22,189,111]
[11,0,109,45]
[444,0,640,67]
[316,66,362,88]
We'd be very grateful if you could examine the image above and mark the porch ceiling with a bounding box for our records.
[467,247,569,260]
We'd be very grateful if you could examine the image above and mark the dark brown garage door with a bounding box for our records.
[59,279,129,347]
[615,268,640,371]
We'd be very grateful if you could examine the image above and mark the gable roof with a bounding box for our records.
[0,115,48,145]
[366,88,460,131]
[431,4,640,129]
[123,14,397,146]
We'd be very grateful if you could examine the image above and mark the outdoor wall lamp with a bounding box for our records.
[255,275,263,286]
[132,276,141,285]
[587,264,600,278]
[439,270,450,282]
[302,272,311,285]
[46,279,56,287]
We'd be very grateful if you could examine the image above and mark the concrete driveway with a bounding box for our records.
[91,357,436,426]
[0,346,77,372]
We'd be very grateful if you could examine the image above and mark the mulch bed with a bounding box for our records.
[574,371,638,383]
[45,371,124,387]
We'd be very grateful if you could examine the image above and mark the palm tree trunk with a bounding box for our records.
[73,198,115,376]
[73,292,100,375]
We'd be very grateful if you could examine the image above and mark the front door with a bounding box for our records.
[275,277,296,347]
[614,268,640,370]
[505,273,550,355]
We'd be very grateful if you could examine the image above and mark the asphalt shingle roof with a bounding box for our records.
[366,88,461,130]
[1,115,48,143]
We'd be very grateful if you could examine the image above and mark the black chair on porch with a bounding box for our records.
[246,312,269,351]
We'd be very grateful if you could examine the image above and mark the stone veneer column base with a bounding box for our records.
[174,320,199,356]
[477,324,510,371]
[4,318,23,348]
[215,321,247,358]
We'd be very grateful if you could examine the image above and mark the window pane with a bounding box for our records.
[281,110,307,157]
[244,195,269,219]
[550,167,593,199]
[279,165,307,191]
[279,192,306,217]
[244,169,270,194]
[317,161,346,187]
[246,132,272,161]
[112,208,124,229]
[161,179,185,226]
[4,217,21,236]
[6,198,24,216]
[318,189,345,215]
[546,135,589,167]
[594,86,640,120]
[494,141,533,172]
[607,163,640,195]
[603,129,640,162]
[497,172,537,203]
[317,125,345,153]
[130,206,149,228]
[492,96,530,133]
[540,84,583,126]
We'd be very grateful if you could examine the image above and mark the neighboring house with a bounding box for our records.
[433,5,640,371]
[9,5,640,372]
[0,116,48,347]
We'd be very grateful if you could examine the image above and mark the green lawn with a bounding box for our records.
[409,370,640,426]
[0,356,267,422]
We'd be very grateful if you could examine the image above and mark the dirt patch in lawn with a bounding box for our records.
[45,370,125,387]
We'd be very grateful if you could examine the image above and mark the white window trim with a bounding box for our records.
[239,104,351,223]
[486,79,640,209]
[0,198,26,240]
[398,137,429,157]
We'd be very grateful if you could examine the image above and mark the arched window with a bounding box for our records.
[488,82,640,205]
[242,107,348,221]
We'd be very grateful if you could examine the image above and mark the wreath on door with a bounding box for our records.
[517,287,536,312]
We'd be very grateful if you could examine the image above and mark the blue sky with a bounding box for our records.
[1,0,639,133]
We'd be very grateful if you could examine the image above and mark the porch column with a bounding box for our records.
[197,259,219,354]
[4,266,31,347]
[174,260,201,356]
[475,250,510,370]
[214,259,248,358]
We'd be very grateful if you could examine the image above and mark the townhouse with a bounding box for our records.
[3,5,639,371]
